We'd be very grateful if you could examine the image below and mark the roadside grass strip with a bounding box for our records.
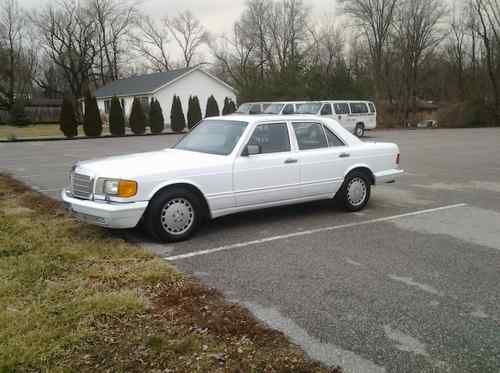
[0,175,339,373]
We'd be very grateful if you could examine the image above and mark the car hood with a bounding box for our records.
[76,149,225,179]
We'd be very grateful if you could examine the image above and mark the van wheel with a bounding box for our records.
[355,123,365,137]
[336,171,371,211]
[144,187,202,242]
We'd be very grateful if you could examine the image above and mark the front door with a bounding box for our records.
[233,122,301,207]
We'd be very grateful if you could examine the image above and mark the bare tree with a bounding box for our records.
[32,0,100,114]
[340,0,398,99]
[167,11,209,68]
[238,0,273,78]
[211,22,256,96]
[134,15,171,72]
[394,0,446,124]
[0,0,34,110]
[447,6,469,101]
[267,0,309,73]
[470,0,500,119]
[89,0,138,84]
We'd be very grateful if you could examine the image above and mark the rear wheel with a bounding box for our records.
[336,171,371,211]
[355,123,365,137]
[144,187,203,242]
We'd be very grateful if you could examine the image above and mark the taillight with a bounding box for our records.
[396,153,400,165]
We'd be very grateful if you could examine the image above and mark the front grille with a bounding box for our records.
[71,173,94,200]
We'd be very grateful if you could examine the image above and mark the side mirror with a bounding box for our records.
[243,144,261,156]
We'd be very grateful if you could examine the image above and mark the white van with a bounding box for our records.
[262,101,308,115]
[235,102,271,115]
[296,101,377,137]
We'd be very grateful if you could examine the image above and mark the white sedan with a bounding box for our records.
[62,115,403,242]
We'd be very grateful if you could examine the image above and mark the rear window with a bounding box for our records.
[323,126,345,147]
[368,103,376,113]
[350,103,369,114]
[333,103,350,115]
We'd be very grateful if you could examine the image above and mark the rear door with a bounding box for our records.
[291,121,348,198]
[332,102,354,131]
[349,102,370,131]
[233,122,301,206]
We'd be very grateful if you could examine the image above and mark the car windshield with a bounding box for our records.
[296,103,322,114]
[174,119,248,155]
[263,104,284,114]
[235,103,251,114]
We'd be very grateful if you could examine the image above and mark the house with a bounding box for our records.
[94,66,237,124]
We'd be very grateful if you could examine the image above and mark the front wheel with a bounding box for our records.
[144,188,202,242]
[335,171,371,211]
[355,123,365,137]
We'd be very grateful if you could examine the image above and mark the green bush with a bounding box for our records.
[83,92,103,137]
[109,96,125,136]
[170,95,186,133]
[9,99,31,126]
[129,97,146,135]
[59,97,77,138]
[205,95,220,118]
[222,97,237,115]
[149,99,165,134]
[187,96,202,129]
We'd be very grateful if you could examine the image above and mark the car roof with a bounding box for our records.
[210,114,328,123]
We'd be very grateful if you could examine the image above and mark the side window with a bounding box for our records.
[282,104,295,115]
[249,104,262,114]
[368,103,376,113]
[247,123,290,154]
[350,103,369,114]
[321,104,333,115]
[293,122,328,151]
[323,125,345,147]
[333,103,350,115]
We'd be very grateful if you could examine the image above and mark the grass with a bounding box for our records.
[0,174,340,372]
[0,124,65,140]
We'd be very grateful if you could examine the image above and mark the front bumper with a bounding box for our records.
[61,189,148,229]
[374,169,404,184]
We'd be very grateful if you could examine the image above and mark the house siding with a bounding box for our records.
[96,69,236,128]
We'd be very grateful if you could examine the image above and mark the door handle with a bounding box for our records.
[339,153,351,158]
[284,158,298,164]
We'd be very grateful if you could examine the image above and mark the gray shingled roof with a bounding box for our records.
[95,67,195,99]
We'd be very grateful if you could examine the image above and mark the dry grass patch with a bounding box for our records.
[0,174,341,372]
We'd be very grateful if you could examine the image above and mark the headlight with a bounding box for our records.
[96,178,138,198]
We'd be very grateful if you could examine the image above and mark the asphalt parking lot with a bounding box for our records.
[1,128,499,372]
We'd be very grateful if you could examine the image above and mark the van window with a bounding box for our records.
[282,104,295,115]
[249,104,262,114]
[368,103,376,113]
[321,104,333,115]
[333,103,350,115]
[293,122,328,150]
[350,103,369,114]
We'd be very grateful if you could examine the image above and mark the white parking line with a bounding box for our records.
[164,203,468,261]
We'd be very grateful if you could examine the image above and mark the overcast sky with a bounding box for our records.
[21,0,339,36]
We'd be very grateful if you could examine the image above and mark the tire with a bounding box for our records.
[355,123,365,137]
[335,171,371,212]
[144,187,203,242]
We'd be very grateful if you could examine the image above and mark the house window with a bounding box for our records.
[104,99,112,114]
